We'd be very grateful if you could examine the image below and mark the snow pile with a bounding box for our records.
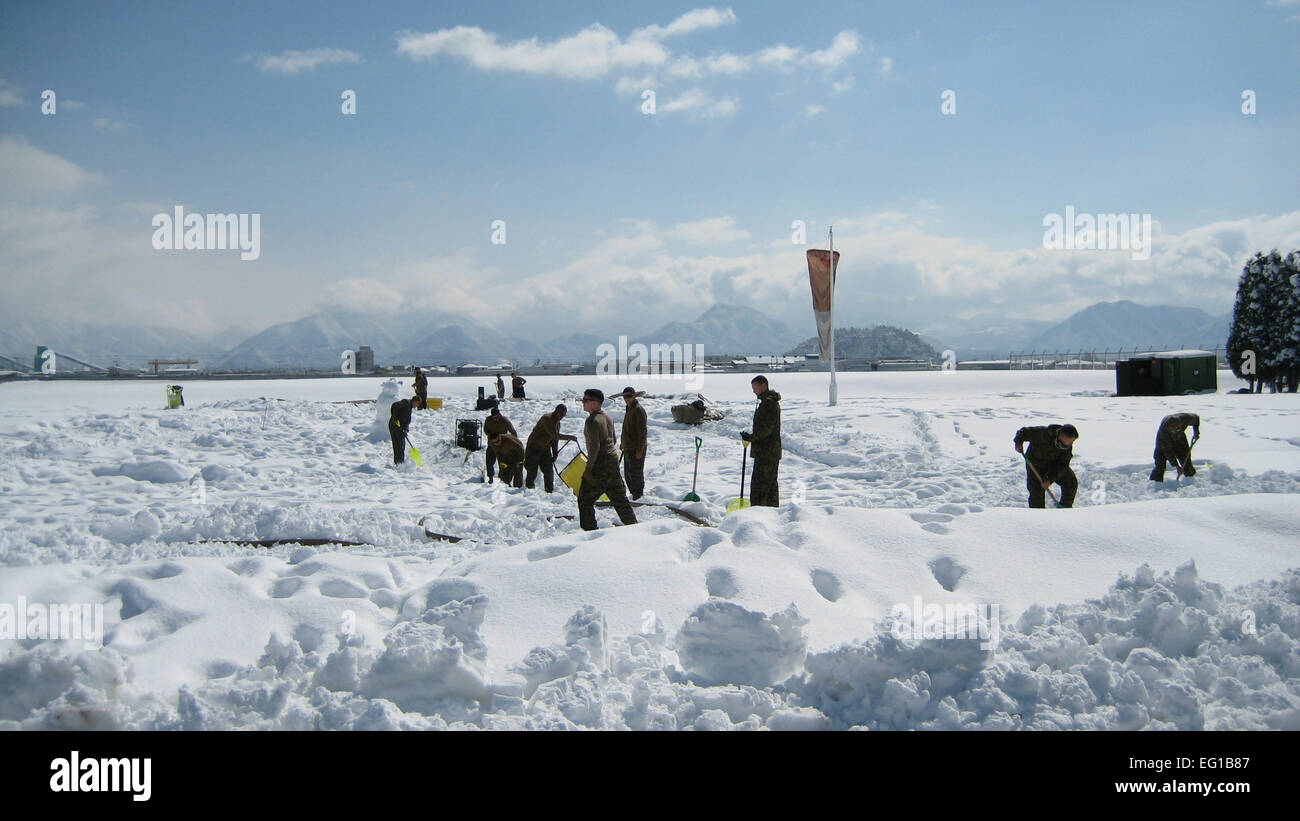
[676,601,807,687]
[3,561,1296,731]
[798,562,1300,730]
[91,460,190,484]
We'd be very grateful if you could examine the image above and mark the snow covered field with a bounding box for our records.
[1,370,1298,730]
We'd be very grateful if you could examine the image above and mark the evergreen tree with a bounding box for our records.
[1227,249,1300,392]
[1228,252,1268,391]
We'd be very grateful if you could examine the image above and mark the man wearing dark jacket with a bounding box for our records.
[483,404,517,484]
[489,431,525,488]
[1150,412,1201,481]
[577,389,637,530]
[388,397,415,464]
[620,386,648,500]
[525,404,577,492]
[496,374,505,401]
[1014,423,1079,508]
[511,372,526,399]
[412,367,428,409]
[741,375,782,506]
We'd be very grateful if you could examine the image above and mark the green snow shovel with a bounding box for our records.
[726,441,751,513]
[683,436,702,502]
[1022,452,1059,507]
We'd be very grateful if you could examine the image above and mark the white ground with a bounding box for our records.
[1,370,1298,730]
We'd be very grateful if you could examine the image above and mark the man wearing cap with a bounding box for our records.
[483,402,517,484]
[740,375,782,506]
[1013,423,1080,508]
[577,388,638,530]
[525,403,578,492]
[620,386,648,500]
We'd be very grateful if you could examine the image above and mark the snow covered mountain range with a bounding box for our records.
[0,301,1232,371]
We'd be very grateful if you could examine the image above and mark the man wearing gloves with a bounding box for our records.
[1150,413,1201,481]
[576,389,637,530]
[1014,423,1079,508]
[740,375,782,507]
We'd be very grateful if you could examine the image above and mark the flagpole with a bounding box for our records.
[828,226,837,406]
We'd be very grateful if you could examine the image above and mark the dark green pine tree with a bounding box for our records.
[1227,252,1269,391]
[1269,251,1300,392]
[1228,249,1300,392]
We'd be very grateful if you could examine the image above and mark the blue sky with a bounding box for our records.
[1,0,1298,340]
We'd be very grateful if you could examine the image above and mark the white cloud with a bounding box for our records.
[669,216,751,244]
[756,45,799,69]
[252,48,361,75]
[92,118,132,133]
[397,24,668,79]
[396,15,860,92]
[660,88,738,118]
[632,7,739,40]
[805,104,825,117]
[62,99,87,111]
[805,31,860,69]
[832,74,856,94]
[0,78,22,107]
[0,137,103,196]
[879,57,893,75]
[665,56,703,78]
[704,53,751,74]
[615,75,656,95]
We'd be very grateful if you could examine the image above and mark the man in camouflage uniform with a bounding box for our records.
[482,403,517,484]
[524,403,578,492]
[740,375,781,507]
[577,388,637,531]
[489,430,525,488]
[412,367,428,409]
[1150,412,1201,481]
[620,386,648,500]
[1013,423,1079,508]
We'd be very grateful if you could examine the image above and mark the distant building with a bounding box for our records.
[356,346,375,373]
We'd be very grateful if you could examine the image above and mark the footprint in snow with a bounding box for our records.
[270,577,305,599]
[706,567,739,598]
[811,569,845,602]
[135,561,184,580]
[929,556,966,591]
[226,557,265,577]
[528,542,577,562]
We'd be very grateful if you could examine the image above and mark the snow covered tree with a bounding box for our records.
[1269,251,1300,392]
[1228,250,1300,392]
[1228,253,1269,392]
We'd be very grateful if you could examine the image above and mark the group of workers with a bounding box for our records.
[388,369,1205,521]
[1014,412,1201,508]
